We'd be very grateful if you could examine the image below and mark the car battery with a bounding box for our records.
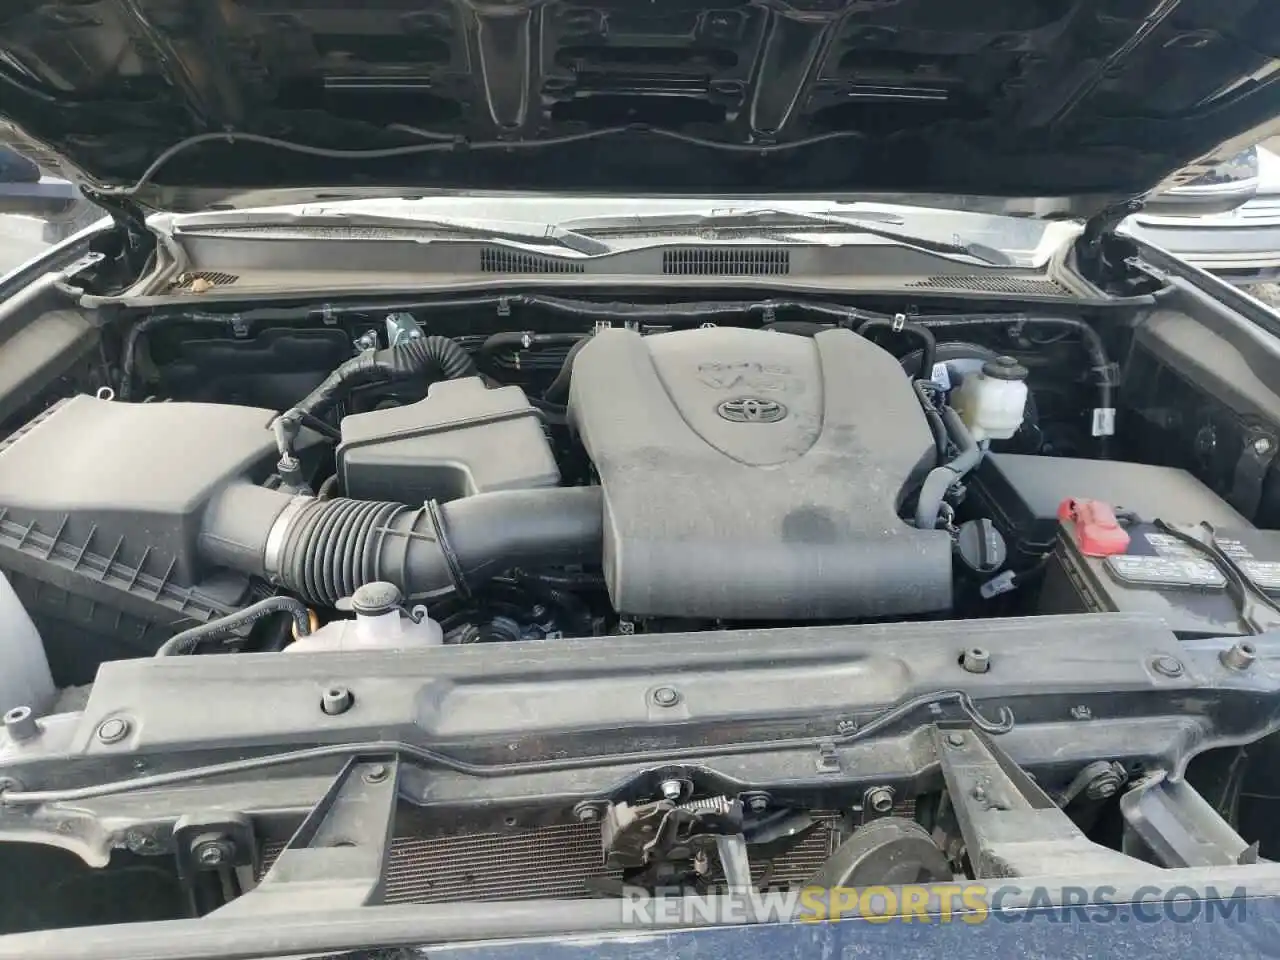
[968,453,1249,564]
[1039,509,1280,638]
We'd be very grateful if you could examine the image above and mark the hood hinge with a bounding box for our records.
[81,189,156,280]
[1081,197,1144,247]
[1075,198,1144,287]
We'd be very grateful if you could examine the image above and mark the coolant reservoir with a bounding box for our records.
[288,581,443,652]
[951,355,1029,442]
[0,570,54,718]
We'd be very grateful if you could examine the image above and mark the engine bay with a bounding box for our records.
[9,0,1280,940]
[5,281,1280,942]
[0,292,1276,679]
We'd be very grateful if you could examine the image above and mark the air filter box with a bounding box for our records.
[0,395,284,671]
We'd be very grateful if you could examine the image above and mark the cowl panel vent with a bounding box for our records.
[662,247,791,276]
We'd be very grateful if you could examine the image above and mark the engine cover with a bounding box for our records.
[568,327,952,618]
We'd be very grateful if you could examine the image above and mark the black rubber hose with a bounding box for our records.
[216,486,604,607]
[290,335,477,420]
[512,568,607,590]
[543,337,591,404]
[118,313,239,401]
[912,380,948,462]
[316,474,341,500]
[260,612,297,652]
[910,314,1113,457]
[182,292,1150,331]
[480,331,586,359]
[915,408,984,530]
[155,596,312,657]
[856,318,937,381]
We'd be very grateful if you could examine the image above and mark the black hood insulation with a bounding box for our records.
[2,0,1278,209]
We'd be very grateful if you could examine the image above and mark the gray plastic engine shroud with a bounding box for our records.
[568,327,953,619]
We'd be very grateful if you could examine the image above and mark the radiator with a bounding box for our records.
[261,812,854,904]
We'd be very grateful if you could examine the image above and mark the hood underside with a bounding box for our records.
[3,0,1280,213]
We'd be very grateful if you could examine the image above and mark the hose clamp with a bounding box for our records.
[263,496,315,577]
[426,500,470,600]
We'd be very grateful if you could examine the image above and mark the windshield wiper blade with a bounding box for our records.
[562,207,901,232]
[174,210,612,256]
[563,207,1015,266]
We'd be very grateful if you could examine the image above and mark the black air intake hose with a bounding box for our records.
[292,335,477,420]
[202,484,603,607]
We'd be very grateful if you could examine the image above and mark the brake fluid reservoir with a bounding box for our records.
[951,355,1029,442]
[288,582,443,651]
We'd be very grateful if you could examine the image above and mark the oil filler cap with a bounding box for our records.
[350,581,403,616]
[955,518,1007,575]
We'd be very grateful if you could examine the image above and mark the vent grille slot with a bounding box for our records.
[171,270,238,290]
[907,275,1068,295]
[662,247,791,276]
[479,248,585,274]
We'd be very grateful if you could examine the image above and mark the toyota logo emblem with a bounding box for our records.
[717,397,787,423]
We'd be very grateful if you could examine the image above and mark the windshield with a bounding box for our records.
[170,197,1077,269]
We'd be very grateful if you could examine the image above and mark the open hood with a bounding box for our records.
[2,0,1280,215]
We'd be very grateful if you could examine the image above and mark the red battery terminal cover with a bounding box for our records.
[1058,498,1131,557]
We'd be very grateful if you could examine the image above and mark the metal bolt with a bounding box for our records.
[1070,704,1093,721]
[124,829,157,854]
[3,706,38,742]
[1221,641,1257,672]
[652,686,681,707]
[972,784,987,801]
[865,786,895,814]
[961,647,991,674]
[96,717,130,744]
[618,618,636,635]
[1081,762,1126,801]
[660,779,683,801]
[574,804,601,823]
[197,845,224,866]
[193,839,233,867]
[1151,655,1185,678]
[1090,779,1119,799]
[363,763,389,784]
[1255,437,1274,456]
[321,685,354,715]
[835,718,858,735]
[747,795,769,813]
[946,733,965,747]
